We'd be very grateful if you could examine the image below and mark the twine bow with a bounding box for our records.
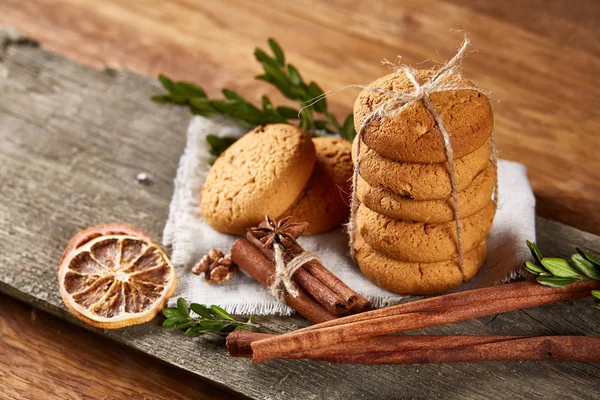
[248,216,321,302]
[270,244,320,302]
[346,36,497,281]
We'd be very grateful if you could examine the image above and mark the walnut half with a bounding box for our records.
[192,248,238,284]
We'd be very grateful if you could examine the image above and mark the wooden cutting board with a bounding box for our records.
[1,27,599,400]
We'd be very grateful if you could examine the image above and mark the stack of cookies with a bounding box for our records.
[201,124,353,235]
[352,70,496,295]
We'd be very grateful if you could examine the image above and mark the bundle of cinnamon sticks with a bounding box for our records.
[227,280,600,364]
[231,217,370,323]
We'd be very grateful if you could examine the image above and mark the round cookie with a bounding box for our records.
[357,163,496,223]
[354,233,486,295]
[356,202,496,263]
[353,69,493,163]
[200,124,316,235]
[284,137,353,235]
[353,137,491,200]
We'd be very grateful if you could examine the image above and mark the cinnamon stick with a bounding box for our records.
[346,294,372,314]
[250,280,600,363]
[323,336,600,364]
[246,232,363,315]
[227,332,274,358]
[279,279,597,335]
[302,259,363,310]
[231,238,337,324]
[228,332,511,358]
[227,332,600,364]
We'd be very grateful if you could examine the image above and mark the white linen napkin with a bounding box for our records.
[163,116,536,314]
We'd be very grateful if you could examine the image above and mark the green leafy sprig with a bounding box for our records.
[524,241,600,309]
[152,74,297,127]
[162,298,259,337]
[254,39,355,140]
[151,38,356,159]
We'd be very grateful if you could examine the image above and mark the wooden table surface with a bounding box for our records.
[0,0,599,398]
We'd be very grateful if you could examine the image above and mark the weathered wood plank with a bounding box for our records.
[1,27,599,400]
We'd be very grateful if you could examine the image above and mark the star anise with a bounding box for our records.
[192,248,238,284]
[249,216,309,251]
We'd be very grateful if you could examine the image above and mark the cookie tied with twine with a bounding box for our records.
[346,37,497,281]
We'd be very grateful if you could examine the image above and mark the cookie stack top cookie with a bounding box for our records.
[353,70,494,162]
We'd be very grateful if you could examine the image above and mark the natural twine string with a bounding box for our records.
[271,243,320,302]
[345,36,496,281]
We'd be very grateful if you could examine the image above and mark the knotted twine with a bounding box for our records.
[345,36,497,280]
[270,243,320,301]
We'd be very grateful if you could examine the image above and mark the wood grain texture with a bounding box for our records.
[0,26,599,400]
[0,0,598,234]
[0,295,238,400]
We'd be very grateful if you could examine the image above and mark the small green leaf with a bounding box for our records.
[307,81,324,97]
[209,99,236,114]
[222,88,244,101]
[571,254,600,280]
[289,86,306,99]
[175,82,206,98]
[540,257,580,278]
[190,303,214,319]
[209,305,235,321]
[526,240,544,265]
[189,97,217,114]
[186,326,220,337]
[206,135,238,158]
[307,82,326,112]
[259,109,288,124]
[261,61,290,88]
[162,308,181,318]
[151,94,173,104]
[268,38,285,66]
[275,106,299,119]
[210,99,259,118]
[255,74,272,83]
[199,320,226,328]
[162,317,185,327]
[254,48,273,65]
[342,114,355,141]
[536,276,578,288]
[174,320,196,330]
[190,107,216,117]
[576,248,600,267]
[287,64,302,86]
[524,261,545,276]
[177,298,190,318]
[185,327,204,337]
[261,95,272,110]
[168,94,189,105]
[158,74,177,93]
[592,290,600,300]
[313,119,333,132]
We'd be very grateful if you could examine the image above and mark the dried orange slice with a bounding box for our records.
[58,225,176,329]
